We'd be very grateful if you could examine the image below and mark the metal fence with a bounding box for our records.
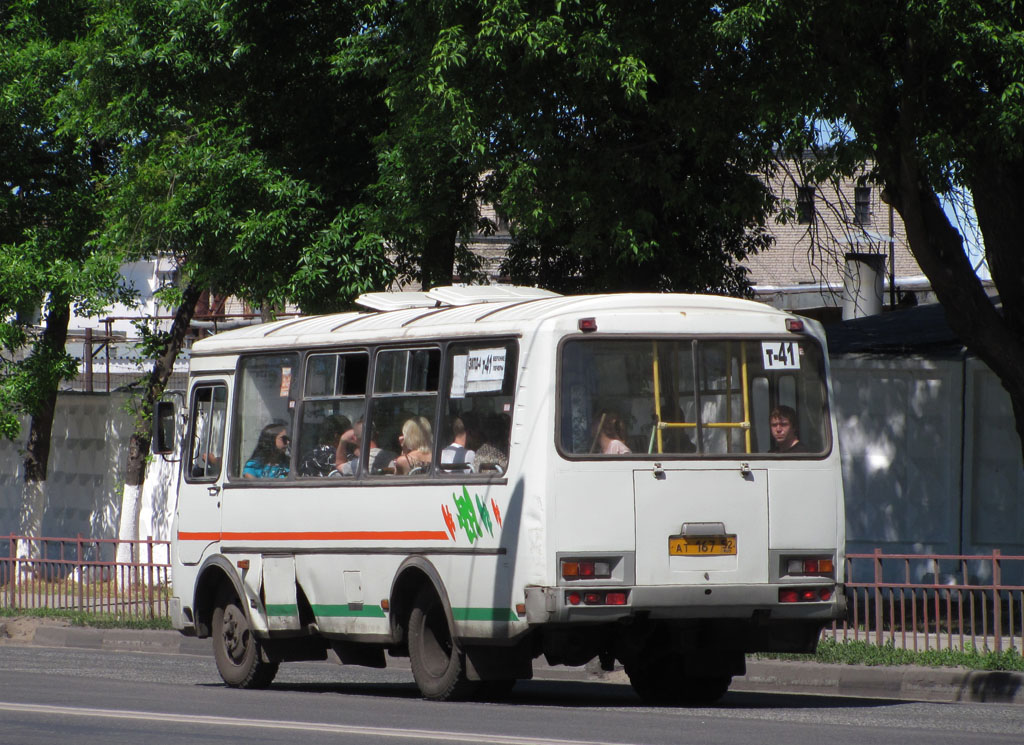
[1,535,171,618]
[831,549,1024,653]
[3,539,1022,651]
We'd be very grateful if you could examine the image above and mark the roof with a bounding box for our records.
[825,302,966,356]
[190,287,804,357]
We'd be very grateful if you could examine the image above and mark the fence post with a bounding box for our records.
[77,534,84,611]
[146,536,154,619]
[993,549,1002,653]
[874,548,884,646]
[7,534,14,609]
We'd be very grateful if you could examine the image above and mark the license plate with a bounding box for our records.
[669,535,737,556]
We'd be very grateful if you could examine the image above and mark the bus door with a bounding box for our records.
[176,380,229,565]
[633,466,769,586]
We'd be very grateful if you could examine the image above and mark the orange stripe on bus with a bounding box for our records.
[177,530,450,542]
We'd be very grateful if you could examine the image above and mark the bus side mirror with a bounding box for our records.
[153,400,177,455]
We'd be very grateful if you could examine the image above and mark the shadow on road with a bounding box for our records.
[207,677,906,711]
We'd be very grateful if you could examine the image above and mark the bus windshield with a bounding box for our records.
[559,336,830,457]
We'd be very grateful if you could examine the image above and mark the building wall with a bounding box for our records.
[743,159,922,293]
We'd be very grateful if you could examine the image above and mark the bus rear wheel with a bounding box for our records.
[212,585,278,689]
[625,653,732,705]
[407,585,477,701]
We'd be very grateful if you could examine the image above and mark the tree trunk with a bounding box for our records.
[883,145,1024,462]
[115,282,203,568]
[420,224,458,291]
[18,301,71,560]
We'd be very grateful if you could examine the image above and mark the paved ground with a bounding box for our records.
[2,617,1022,706]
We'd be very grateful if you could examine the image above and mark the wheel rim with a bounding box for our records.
[420,600,453,678]
[221,603,250,666]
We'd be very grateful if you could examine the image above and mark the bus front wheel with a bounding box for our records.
[407,585,477,701]
[212,585,278,689]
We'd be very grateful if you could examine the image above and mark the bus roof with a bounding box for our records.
[190,289,804,356]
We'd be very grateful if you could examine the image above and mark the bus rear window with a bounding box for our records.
[559,338,829,457]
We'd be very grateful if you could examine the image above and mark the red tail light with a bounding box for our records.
[779,587,834,603]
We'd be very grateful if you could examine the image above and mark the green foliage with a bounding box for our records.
[759,639,1024,672]
[0,0,132,442]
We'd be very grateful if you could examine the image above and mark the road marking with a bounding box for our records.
[0,701,630,745]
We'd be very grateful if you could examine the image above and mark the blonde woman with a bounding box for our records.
[392,415,433,475]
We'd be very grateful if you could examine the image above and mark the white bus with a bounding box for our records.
[154,286,846,703]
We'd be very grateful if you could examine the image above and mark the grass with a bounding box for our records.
[757,638,1024,671]
[0,606,173,630]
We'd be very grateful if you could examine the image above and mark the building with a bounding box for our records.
[742,158,930,321]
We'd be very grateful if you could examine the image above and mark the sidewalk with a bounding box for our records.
[5,620,1023,706]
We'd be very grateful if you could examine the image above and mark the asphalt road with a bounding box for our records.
[1,645,1023,745]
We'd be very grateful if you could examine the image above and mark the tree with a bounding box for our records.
[343,1,778,295]
[717,0,1024,459]
[72,0,393,560]
[0,0,130,553]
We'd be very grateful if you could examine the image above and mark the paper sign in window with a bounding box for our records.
[760,342,800,370]
[450,355,468,399]
[465,348,507,393]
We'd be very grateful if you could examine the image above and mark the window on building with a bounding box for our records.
[797,186,815,224]
[854,186,871,226]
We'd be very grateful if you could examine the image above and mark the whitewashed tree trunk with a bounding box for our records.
[16,480,45,560]
[115,482,141,568]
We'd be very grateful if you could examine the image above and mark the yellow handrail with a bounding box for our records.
[649,340,753,454]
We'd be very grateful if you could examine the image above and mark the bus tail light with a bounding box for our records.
[783,556,835,578]
[779,587,833,603]
[785,318,804,332]
[561,559,612,580]
[566,590,630,606]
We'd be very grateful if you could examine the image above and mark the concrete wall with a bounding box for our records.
[833,355,1024,584]
[0,392,174,560]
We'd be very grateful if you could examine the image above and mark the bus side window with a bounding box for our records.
[440,341,517,476]
[188,384,227,480]
[297,352,367,478]
[369,348,440,477]
[232,353,298,479]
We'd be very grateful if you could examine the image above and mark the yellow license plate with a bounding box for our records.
[669,535,737,556]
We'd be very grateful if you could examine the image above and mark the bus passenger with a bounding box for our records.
[243,421,290,479]
[769,405,807,453]
[339,421,395,476]
[300,415,352,476]
[392,416,433,475]
[473,413,510,474]
[440,416,475,470]
[593,410,631,454]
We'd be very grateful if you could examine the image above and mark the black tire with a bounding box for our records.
[407,585,478,701]
[626,653,731,706]
[212,585,279,689]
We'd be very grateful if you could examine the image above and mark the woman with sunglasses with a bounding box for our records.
[243,421,291,479]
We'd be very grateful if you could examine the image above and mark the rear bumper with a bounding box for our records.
[524,583,846,624]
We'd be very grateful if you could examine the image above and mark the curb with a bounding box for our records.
[733,660,1024,705]
[17,625,1024,705]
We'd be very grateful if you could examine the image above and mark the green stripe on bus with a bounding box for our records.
[451,607,518,622]
[264,604,298,616]
[311,604,387,618]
